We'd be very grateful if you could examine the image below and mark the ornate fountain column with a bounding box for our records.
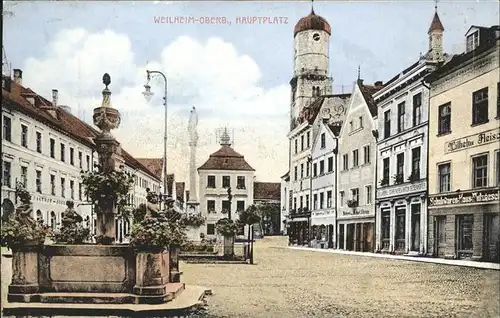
[186,106,199,213]
[93,73,122,244]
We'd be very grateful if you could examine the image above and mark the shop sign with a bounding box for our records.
[444,128,500,154]
[429,188,499,206]
[377,179,426,199]
[33,195,68,206]
[342,208,371,216]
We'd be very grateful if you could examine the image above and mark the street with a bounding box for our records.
[2,238,499,317]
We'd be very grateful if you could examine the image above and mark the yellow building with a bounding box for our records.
[426,25,499,262]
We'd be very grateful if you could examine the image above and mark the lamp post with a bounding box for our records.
[227,186,232,221]
[143,70,168,209]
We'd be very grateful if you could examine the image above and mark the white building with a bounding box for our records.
[197,130,255,239]
[373,8,446,255]
[286,8,350,246]
[337,80,381,252]
[280,172,290,235]
[309,119,341,248]
[1,69,161,243]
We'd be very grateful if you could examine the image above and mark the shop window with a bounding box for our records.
[395,208,406,251]
[381,210,390,250]
[457,214,474,259]
[410,204,421,251]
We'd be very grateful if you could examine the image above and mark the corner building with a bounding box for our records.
[426,25,500,262]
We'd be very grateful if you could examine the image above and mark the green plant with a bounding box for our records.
[215,218,242,237]
[80,166,134,210]
[52,224,90,244]
[1,216,49,250]
[129,214,187,249]
[238,205,261,226]
[179,213,206,228]
[131,203,147,224]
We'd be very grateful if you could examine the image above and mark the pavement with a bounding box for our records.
[287,245,500,270]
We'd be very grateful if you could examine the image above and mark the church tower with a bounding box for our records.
[290,6,333,130]
[427,4,445,63]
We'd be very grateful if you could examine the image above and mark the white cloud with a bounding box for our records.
[22,28,289,183]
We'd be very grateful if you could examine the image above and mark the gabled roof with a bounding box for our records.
[254,182,281,201]
[358,81,384,118]
[198,145,255,171]
[298,93,351,126]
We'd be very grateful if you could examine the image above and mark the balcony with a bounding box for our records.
[346,200,359,208]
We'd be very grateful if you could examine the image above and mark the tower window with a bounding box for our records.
[313,33,320,41]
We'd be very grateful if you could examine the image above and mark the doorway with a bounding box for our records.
[435,216,446,258]
[484,214,500,263]
[346,224,355,251]
[328,224,334,248]
[338,224,345,249]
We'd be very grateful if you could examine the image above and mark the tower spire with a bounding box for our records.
[357,65,361,80]
[311,0,315,14]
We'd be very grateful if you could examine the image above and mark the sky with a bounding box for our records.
[2,0,499,184]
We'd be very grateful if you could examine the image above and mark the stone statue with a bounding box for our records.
[188,106,199,144]
[61,201,83,227]
[145,188,161,219]
[15,202,36,228]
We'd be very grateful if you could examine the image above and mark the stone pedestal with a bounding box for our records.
[8,247,40,302]
[169,245,180,283]
[223,236,235,257]
[133,248,171,304]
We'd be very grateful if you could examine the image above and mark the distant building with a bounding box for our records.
[425,25,499,262]
[197,130,255,239]
[337,80,380,252]
[1,69,160,243]
[254,181,281,235]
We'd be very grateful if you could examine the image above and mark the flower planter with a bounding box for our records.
[8,244,41,302]
[223,235,235,257]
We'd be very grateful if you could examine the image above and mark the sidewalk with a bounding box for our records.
[286,246,500,270]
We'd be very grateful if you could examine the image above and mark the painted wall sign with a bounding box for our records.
[342,208,371,216]
[428,188,499,206]
[444,128,500,154]
[377,179,426,199]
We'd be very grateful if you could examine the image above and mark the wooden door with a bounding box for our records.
[435,216,446,258]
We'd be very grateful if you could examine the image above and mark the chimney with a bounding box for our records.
[374,81,383,87]
[52,89,58,106]
[13,69,22,85]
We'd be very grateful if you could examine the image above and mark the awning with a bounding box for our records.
[311,216,336,226]
[289,217,308,222]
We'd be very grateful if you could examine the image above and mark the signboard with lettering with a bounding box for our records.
[428,188,499,207]
[444,128,500,154]
[341,208,372,217]
[377,179,426,199]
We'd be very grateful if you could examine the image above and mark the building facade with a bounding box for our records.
[426,25,500,262]
[337,80,380,252]
[253,182,281,235]
[198,131,255,239]
[280,172,290,235]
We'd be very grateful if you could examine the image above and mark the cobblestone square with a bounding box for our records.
[181,237,500,318]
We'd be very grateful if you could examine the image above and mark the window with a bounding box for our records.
[396,153,404,182]
[86,155,90,170]
[36,170,42,193]
[497,82,500,118]
[222,176,230,188]
[3,116,11,141]
[293,197,297,211]
[78,151,83,168]
[313,163,317,177]
[2,161,11,187]
[457,215,474,256]
[36,132,42,153]
[79,183,82,201]
[61,177,65,197]
[207,200,215,213]
[294,139,298,154]
[60,143,65,162]
[438,163,451,192]
[472,154,488,188]
[351,188,359,204]
[411,204,421,251]
[381,210,390,249]
[306,131,310,148]
[340,191,345,207]
[207,224,215,235]
[301,135,304,151]
[472,87,488,125]
[411,147,421,180]
[300,163,304,179]
[382,158,390,185]
[497,151,500,185]
[222,200,230,212]
[21,124,28,147]
[397,102,405,133]
[327,190,332,208]
[70,147,75,165]
[438,103,451,134]
[353,149,359,167]
[299,196,303,209]
[50,175,56,195]
[327,157,333,172]
[343,154,349,171]
[20,166,28,187]
[50,138,55,158]
[294,166,298,180]
[306,161,310,177]
[207,175,216,188]
[237,200,245,211]
[349,121,353,132]
[466,31,479,53]
[319,160,324,175]
[70,180,74,199]
[320,133,326,148]
[313,194,318,210]
[319,192,324,209]
[237,176,245,189]
[305,194,309,210]
[365,185,372,205]
[413,93,422,126]
[384,110,391,138]
[363,145,370,164]
[359,116,363,128]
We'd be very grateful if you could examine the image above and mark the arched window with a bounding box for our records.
[36,210,43,223]
[50,211,56,230]
[1,199,15,221]
[85,216,90,228]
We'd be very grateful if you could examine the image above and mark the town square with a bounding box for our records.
[1,0,500,317]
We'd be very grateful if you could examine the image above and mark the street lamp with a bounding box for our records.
[143,70,168,209]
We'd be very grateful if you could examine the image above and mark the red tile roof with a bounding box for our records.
[254,182,281,201]
[135,158,179,196]
[2,76,159,181]
[294,9,331,37]
[198,145,255,171]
